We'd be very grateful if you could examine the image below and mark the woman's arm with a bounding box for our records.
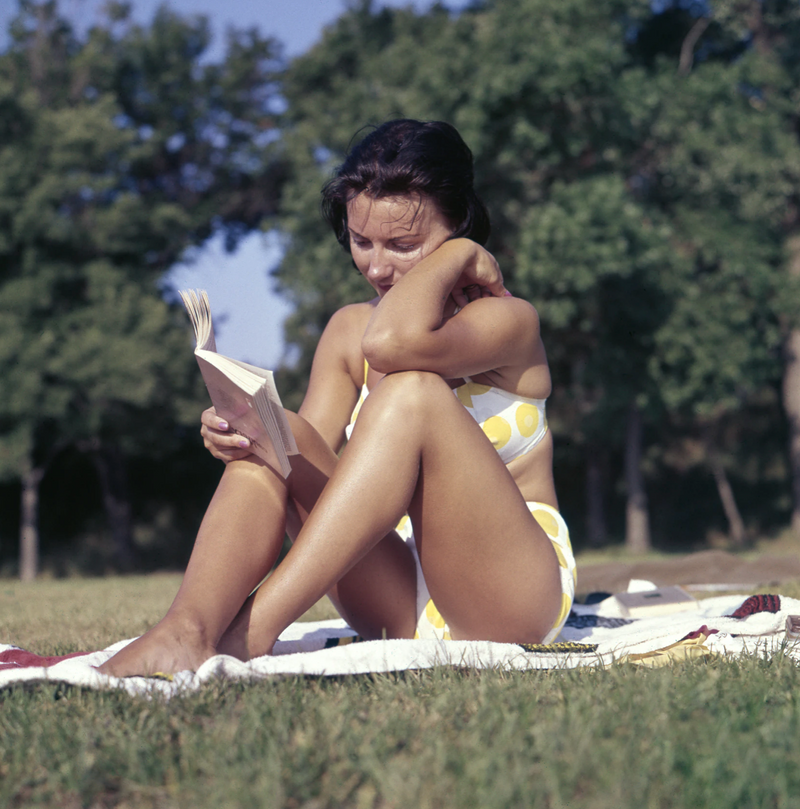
[298,304,369,452]
[361,239,540,379]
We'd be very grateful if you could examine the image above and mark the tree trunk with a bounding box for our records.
[784,327,800,537]
[678,17,711,76]
[20,461,45,581]
[89,442,138,570]
[782,236,800,539]
[624,402,651,553]
[709,455,747,547]
[585,447,608,547]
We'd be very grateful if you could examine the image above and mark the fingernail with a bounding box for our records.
[239,439,250,448]
[219,421,228,430]
[504,290,513,297]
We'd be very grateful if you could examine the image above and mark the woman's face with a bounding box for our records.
[346,193,455,298]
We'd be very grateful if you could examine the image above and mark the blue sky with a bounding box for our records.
[0,0,468,366]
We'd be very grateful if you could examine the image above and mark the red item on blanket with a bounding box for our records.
[0,648,88,671]
[681,625,718,641]
[727,594,781,619]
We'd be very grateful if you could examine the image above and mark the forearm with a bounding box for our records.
[362,239,477,364]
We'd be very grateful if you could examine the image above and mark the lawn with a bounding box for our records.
[2,563,800,808]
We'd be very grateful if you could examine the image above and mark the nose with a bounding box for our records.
[366,246,392,281]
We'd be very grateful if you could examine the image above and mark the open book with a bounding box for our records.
[179,289,298,478]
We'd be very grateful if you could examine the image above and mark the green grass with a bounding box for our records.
[0,574,339,656]
[0,574,184,655]
[2,574,800,808]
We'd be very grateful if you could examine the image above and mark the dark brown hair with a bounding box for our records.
[321,119,491,252]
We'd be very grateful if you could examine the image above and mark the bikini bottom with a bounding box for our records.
[393,502,576,645]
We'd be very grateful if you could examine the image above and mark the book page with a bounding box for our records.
[179,289,216,352]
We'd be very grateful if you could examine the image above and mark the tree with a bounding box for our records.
[632,1,800,544]
[513,176,680,552]
[480,0,800,547]
[0,1,287,577]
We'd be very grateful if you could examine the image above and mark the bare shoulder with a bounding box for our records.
[317,301,376,380]
[320,301,375,362]
[510,297,543,353]
[489,295,544,368]
[484,296,550,392]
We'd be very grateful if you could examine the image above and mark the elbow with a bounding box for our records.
[362,326,405,374]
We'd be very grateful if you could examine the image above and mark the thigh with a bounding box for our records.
[398,379,562,644]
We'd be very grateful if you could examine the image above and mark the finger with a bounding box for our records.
[201,408,230,432]
[200,424,251,450]
[464,284,482,302]
[452,288,469,309]
[484,277,507,297]
[203,434,253,459]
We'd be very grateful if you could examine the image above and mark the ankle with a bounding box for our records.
[216,608,251,661]
[160,609,216,651]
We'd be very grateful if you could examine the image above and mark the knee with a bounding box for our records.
[224,451,289,481]
[220,454,287,499]
[369,370,452,413]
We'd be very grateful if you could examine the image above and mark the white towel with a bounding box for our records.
[1,594,798,698]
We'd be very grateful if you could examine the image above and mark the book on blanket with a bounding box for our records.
[612,585,698,618]
[179,289,298,478]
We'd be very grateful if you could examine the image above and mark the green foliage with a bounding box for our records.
[516,175,680,446]
[0,1,287,565]
[634,35,800,497]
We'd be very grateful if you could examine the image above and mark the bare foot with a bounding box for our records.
[97,617,217,678]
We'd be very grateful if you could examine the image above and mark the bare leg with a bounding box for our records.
[99,412,417,677]
[97,456,289,676]
[217,472,419,659]
[238,371,562,656]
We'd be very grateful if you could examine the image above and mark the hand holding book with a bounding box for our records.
[179,289,298,478]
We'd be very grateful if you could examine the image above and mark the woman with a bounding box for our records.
[99,119,576,677]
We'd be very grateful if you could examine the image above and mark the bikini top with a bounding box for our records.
[345,361,548,465]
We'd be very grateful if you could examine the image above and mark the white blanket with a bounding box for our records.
[2,594,798,698]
